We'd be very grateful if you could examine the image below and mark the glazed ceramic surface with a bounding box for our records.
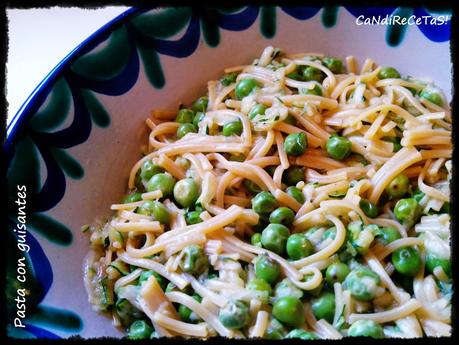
[5,6,451,339]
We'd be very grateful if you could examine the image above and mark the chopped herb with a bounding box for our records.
[220,72,238,86]
[274,96,285,105]
[333,305,346,330]
[350,153,369,166]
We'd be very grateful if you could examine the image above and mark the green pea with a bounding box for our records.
[251,233,262,247]
[247,278,272,303]
[272,296,304,326]
[420,87,443,106]
[146,173,176,198]
[123,192,142,204]
[322,57,343,73]
[235,78,260,99]
[348,319,385,338]
[219,300,250,329]
[220,72,238,86]
[377,67,401,80]
[173,178,200,208]
[177,123,198,139]
[175,156,190,170]
[286,71,304,81]
[392,247,422,277]
[139,270,167,290]
[153,201,170,224]
[359,198,378,218]
[176,108,195,123]
[244,179,262,193]
[247,278,272,294]
[191,96,208,112]
[179,245,209,276]
[223,120,243,136]
[178,295,202,323]
[375,227,401,245]
[136,200,155,216]
[273,278,303,300]
[286,186,305,204]
[248,103,266,120]
[283,166,305,186]
[252,191,278,215]
[269,207,295,227]
[286,233,313,260]
[193,112,205,127]
[140,160,164,181]
[284,132,308,156]
[326,262,350,285]
[300,84,322,96]
[185,210,203,225]
[425,252,451,277]
[175,157,190,170]
[303,66,324,82]
[261,224,290,255]
[311,292,335,323]
[255,254,281,285]
[283,114,297,125]
[326,134,352,160]
[128,320,153,339]
[343,267,381,301]
[394,198,419,226]
[385,174,410,199]
[285,329,318,339]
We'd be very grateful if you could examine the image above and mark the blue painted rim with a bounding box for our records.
[5,6,143,148]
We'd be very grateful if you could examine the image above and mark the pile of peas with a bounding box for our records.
[117,57,448,340]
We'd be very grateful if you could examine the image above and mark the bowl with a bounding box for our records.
[5,6,451,339]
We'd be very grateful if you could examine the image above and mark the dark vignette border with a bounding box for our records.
[2,0,457,344]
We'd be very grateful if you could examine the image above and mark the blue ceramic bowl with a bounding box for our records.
[5,6,451,339]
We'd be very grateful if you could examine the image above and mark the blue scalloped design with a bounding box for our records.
[5,5,450,338]
[281,6,321,20]
[216,6,259,31]
[413,8,451,42]
[24,324,61,339]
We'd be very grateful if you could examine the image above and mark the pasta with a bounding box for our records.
[84,47,451,339]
